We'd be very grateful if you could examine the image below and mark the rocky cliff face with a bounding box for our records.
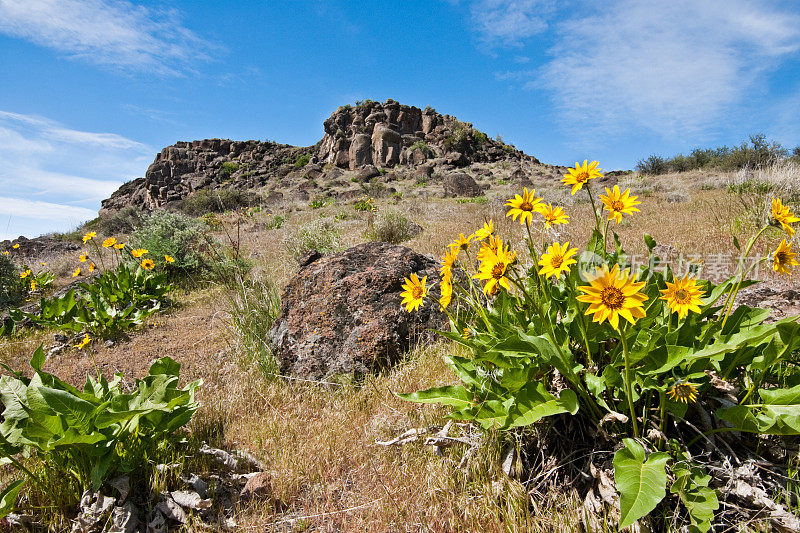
[100,99,547,214]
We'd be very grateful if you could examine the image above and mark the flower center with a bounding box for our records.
[600,286,625,309]
[412,285,423,299]
[550,254,563,269]
[673,289,690,303]
[491,262,506,280]
[575,171,589,183]
[520,201,533,211]
[776,251,789,264]
[611,200,625,211]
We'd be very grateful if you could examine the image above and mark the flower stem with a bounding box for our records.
[619,326,640,438]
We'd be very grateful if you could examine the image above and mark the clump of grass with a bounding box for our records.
[221,161,240,175]
[282,219,342,262]
[130,210,209,276]
[364,210,421,244]
[83,206,143,236]
[181,188,258,215]
[225,272,281,379]
[294,153,311,168]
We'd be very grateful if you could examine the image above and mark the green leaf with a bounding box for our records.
[29,345,45,372]
[613,439,670,528]
[505,383,578,429]
[148,356,180,377]
[718,383,800,434]
[0,479,24,519]
[643,234,657,252]
[397,386,473,409]
[37,386,96,428]
[732,236,740,251]
[670,458,718,532]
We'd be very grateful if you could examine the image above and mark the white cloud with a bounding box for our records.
[0,110,152,237]
[468,0,554,46]
[0,0,216,75]
[534,0,800,139]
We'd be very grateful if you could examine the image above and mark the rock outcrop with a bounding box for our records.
[268,242,446,379]
[99,99,551,214]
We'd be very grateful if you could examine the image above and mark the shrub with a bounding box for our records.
[130,211,208,275]
[636,154,668,175]
[263,213,285,230]
[353,196,376,212]
[0,347,199,516]
[83,206,143,236]
[310,197,333,209]
[364,210,421,244]
[282,219,342,262]
[0,255,25,310]
[221,161,240,175]
[410,140,431,155]
[180,188,257,215]
[294,153,311,168]
[473,130,488,145]
[444,121,469,150]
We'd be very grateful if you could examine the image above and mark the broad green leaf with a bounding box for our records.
[670,459,718,532]
[37,386,96,429]
[613,439,670,528]
[148,356,181,377]
[718,383,800,434]
[505,383,578,429]
[0,480,24,519]
[397,386,473,408]
[29,345,45,372]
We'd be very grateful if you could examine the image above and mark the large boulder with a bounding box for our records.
[443,172,483,197]
[268,242,445,379]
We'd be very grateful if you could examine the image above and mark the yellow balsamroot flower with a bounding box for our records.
[400,273,427,312]
[30,279,36,291]
[20,270,31,279]
[773,239,799,275]
[771,198,800,236]
[73,268,81,277]
[102,237,116,248]
[131,248,148,258]
[441,248,457,277]
[659,274,705,318]
[12,243,19,249]
[470,220,494,241]
[667,382,698,404]
[79,253,88,262]
[505,188,543,225]
[114,243,125,250]
[601,186,641,225]
[577,264,648,330]
[538,203,570,228]
[89,262,96,272]
[538,242,578,279]
[164,255,175,263]
[141,259,155,270]
[3,251,8,256]
[75,334,91,350]
[449,234,471,255]
[477,235,503,263]
[474,246,516,295]
[83,231,96,243]
[439,278,453,309]
[563,160,603,195]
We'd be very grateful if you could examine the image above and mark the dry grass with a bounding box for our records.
[1,172,796,530]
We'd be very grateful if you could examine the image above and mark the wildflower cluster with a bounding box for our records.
[400,159,800,530]
[353,196,377,212]
[76,231,174,276]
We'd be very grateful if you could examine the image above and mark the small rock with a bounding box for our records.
[170,490,212,510]
[104,339,115,348]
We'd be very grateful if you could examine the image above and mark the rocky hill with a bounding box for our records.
[100,99,566,214]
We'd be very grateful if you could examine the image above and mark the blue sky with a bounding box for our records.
[1,0,799,239]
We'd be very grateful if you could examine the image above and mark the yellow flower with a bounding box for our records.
[141,259,155,270]
[505,188,543,225]
[89,262,96,272]
[400,273,427,312]
[73,268,81,277]
[538,203,570,228]
[114,243,125,250]
[477,235,503,263]
[75,334,91,350]
[441,248,457,277]
[667,382,698,404]
[83,231,96,243]
[2,251,8,256]
[40,262,46,266]
[771,198,800,236]
[601,186,641,225]
[439,278,453,309]
[30,279,36,291]
[576,264,648,330]
[20,270,31,279]
[562,160,603,195]
[164,255,175,263]
[470,220,494,241]
[773,239,799,275]
[462,327,470,339]
[473,245,516,295]
[538,242,578,279]
[79,253,88,262]
[102,237,116,248]
[131,248,148,258]
[449,234,471,254]
[659,274,705,318]
[12,243,19,249]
